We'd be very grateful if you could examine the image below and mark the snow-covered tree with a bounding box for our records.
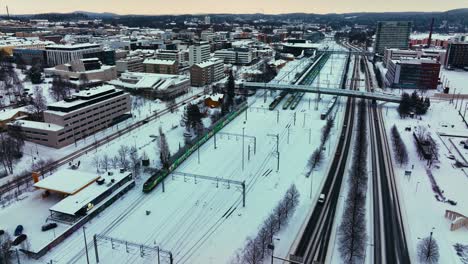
[158,127,171,169]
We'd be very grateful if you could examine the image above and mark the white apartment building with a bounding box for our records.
[189,41,210,66]
[45,43,103,66]
[214,48,253,65]
[116,56,145,73]
[12,86,131,148]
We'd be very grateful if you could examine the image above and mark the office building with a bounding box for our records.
[116,56,145,73]
[143,59,178,74]
[190,58,224,86]
[109,72,190,100]
[385,59,440,90]
[383,48,446,67]
[214,48,253,65]
[10,86,131,148]
[189,41,210,66]
[444,35,468,69]
[374,21,411,55]
[45,43,103,66]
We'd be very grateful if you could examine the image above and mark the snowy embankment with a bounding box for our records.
[384,99,468,263]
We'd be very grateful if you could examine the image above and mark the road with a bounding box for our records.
[290,54,358,263]
[363,54,411,264]
[0,91,205,198]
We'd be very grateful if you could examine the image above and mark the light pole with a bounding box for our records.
[83,226,90,264]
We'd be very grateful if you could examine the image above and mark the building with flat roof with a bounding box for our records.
[45,43,103,66]
[116,56,145,73]
[109,72,190,100]
[374,21,412,55]
[190,58,224,87]
[189,41,210,66]
[155,49,185,66]
[383,48,446,67]
[444,35,468,69]
[385,59,440,90]
[214,48,254,65]
[10,85,131,148]
[44,58,117,84]
[143,58,178,74]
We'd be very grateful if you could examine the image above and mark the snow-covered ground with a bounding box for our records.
[383,99,468,263]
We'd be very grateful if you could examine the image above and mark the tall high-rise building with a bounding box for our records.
[189,41,210,66]
[204,16,211,25]
[374,21,412,55]
[444,35,468,69]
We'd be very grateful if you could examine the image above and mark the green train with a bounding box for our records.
[143,103,248,193]
[282,93,297,110]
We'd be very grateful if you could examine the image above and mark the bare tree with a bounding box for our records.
[242,237,262,264]
[92,155,101,173]
[129,146,141,177]
[117,145,130,170]
[308,148,323,171]
[417,235,439,264]
[101,154,110,171]
[27,86,47,121]
[0,230,12,264]
[49,76,72,101]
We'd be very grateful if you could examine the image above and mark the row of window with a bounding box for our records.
[63,97,128,121]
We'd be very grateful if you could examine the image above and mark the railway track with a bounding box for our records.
[291,55,359,263]
[0,91,205,198]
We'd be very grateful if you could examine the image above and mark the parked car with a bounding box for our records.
[41,223,58,232]
[14,225,23,236]
[12,234,27,246]
[447,199,457,206]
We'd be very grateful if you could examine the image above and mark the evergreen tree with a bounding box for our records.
[187,104,203,131]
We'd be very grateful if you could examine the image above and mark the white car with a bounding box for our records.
[318,193,326,204]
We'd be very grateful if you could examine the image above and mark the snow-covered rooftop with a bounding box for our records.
[109,72,189,91]
[143,58,177,65]
[48,170,132,216]
[34,169,100,195]
[14,119,64,132]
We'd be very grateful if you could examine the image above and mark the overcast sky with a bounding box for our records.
[3,0,468,15]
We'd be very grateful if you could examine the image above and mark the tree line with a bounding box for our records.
[231,185,300,264]
[308,116,335,173]
[338,99,368,263]
[390,125,409,166]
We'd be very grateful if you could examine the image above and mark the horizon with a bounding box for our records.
[3,0,468,16]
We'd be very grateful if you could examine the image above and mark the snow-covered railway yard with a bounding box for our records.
[32,92,344,264]
[2,53,345,264]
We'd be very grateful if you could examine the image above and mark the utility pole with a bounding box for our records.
[242,127,245,171]
[426,228,435,261]
[83,227,90,264]
[93,235,100,263]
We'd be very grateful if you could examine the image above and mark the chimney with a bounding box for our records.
[427,18,434,48]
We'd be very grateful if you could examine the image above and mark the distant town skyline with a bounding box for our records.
[3,0,468,15]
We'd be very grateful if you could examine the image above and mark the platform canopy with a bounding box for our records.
[34,169,99,195]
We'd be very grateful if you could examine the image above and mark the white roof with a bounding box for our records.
[0,106,28,121]
[49,170,132,216]
[196,58,223,68]
[34,169,100,195]
[143,58,177,65]
[109,72,189,91]
[14,120,64,132]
